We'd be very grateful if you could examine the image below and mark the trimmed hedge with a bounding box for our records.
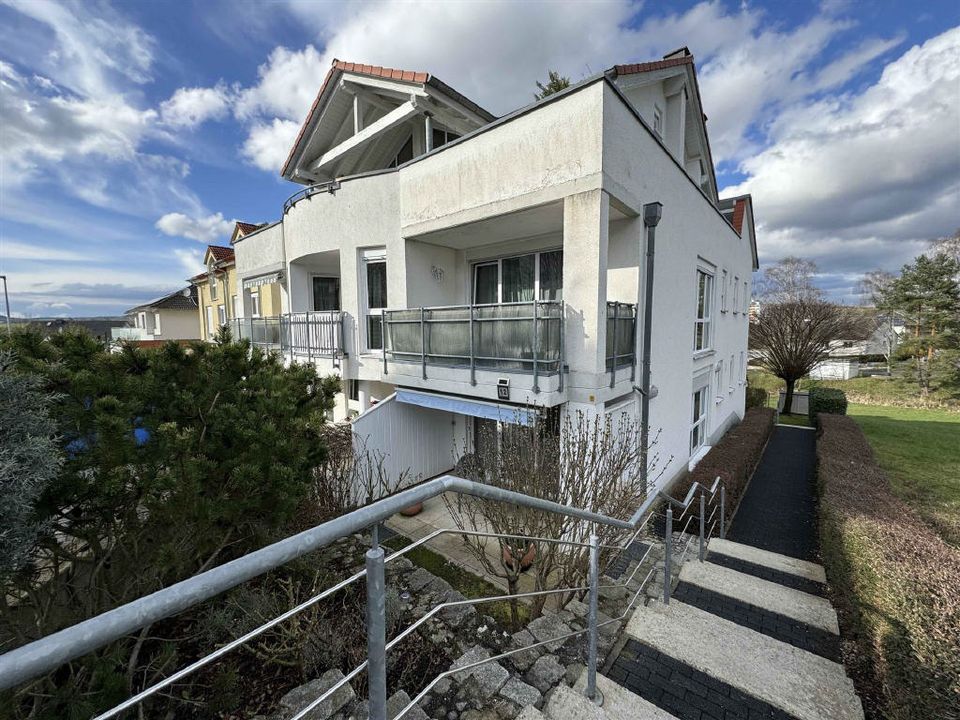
[817,415,960,720]
[745,386,768,410]
[809,386,847,425]
[671,407,775,528]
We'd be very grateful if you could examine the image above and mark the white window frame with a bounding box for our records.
[250,290,261,318]
[232,294,240,320]
[729,353,735,392]
[739,351,746,385]
[653,104,664,138]
[360,248,387,352]
[206,306,215,340]
[153,312,162,336]
[690,376,710,455]
[743,280,750,314]
[217,304,227,326]
[209,270,218,301]
[733,275,740,315]
[694,266,715,354]
[137,312,146,329]
[720,269,728,313]
[471,249,563,305]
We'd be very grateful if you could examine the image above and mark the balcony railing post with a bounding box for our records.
[307,313,313,364]
[609,302,618,389]
[630,305,637,383]
[586,532,600,703]
[382,309,388,376]
[559,302,565,392]
[720,485,726,539]
[469,305,476,386]
[365,547,387,720]
[663,505,673,605]
[699,491,706,562]
[420,307,427,380]
[532,301,540,394]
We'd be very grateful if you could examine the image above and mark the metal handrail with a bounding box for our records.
[661,475,725,604]
[282,180,341,215]
[1,472,720,719]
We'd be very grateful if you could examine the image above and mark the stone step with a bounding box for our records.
[543,683,605,720]
[679,561,838,634]
[516,706,548,720]
[625,599,863,720]
[572,669,680,720]
[708,538,826,583]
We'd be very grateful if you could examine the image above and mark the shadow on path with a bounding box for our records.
[727,425,818,561]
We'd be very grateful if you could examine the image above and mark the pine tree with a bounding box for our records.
[534,70,571,100]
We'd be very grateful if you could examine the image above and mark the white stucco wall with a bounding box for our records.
[156,309,202,340]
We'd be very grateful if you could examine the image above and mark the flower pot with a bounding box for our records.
[399,502,423,517]
[503,543,537,571]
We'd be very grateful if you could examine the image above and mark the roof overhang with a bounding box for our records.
[396,389,537,426]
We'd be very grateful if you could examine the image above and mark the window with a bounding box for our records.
[733,276,740,314]
[653,105,663,138]
[720,270,728,312]
[690,384,709,453]
[348,379,359,402]
[206,306,215,339]
[218,304,227,326]
[432,127,460,150]
[153,312,162,336]
[694,268,713,352]
[729,354,735,391]
[312,276,341,311]
[137,312,146,329]
[714,361,723,402]
[389,135,414,168]
[364,256,387,350]
[209,271,218,301]
[743,281,749,314]
[232,295,239,320]
[250,290,261,318]
[472,250,563,304]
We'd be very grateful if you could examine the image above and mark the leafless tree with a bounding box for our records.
[929,229,960,279]
[856,270,900,374]
[444,408,666,629]
[758,256,823,303]
[750,300,864,413]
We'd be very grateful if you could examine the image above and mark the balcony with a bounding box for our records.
[382,301,564,396]
[230,312,346,367]
[605,301,637,387]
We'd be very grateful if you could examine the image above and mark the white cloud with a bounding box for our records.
[160,83,232,127]
[241,118,301,172]
[156,212,234,243]
[234,45,327,121]
[172,247,205,277]
[0,240,89,262]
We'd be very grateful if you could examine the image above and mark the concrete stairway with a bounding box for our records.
[519,539,863,720]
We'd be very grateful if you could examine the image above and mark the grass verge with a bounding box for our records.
[385,533,531,627]
[776,413,811,427]
[848,403,960,549]
[817,414,960,720]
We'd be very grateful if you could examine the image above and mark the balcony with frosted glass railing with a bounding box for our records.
[605,301,638,388]
[381,301,565,399]
[230,311,346,367]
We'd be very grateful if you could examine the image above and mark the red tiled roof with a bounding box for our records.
[280,59,494,178]
[234,221,265,236]
[207,245,235,263]
[612,55,694,76]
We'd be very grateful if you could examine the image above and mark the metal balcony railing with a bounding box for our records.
[605,301,637,387]
[230,311,346,367]
[0,471,725,720]
[381,301,564,392]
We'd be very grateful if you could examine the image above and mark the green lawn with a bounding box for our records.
[848,403,960,549]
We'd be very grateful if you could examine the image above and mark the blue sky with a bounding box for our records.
[1,0,958,317]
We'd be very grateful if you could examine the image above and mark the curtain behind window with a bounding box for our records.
[502,255,534,303]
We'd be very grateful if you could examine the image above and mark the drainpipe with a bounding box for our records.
[638,202,662,493]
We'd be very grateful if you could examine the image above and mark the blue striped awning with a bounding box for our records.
[396,389,536,426]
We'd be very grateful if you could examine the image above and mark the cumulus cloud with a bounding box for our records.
[242,118,302,171]
[156,212,234,243]
[160,83,232,127]
[724,26,960,294]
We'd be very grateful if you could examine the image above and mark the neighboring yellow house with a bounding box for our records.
[231,222,283,318]
[191,244,237,341]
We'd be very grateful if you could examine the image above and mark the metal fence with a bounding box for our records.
[230,311,345,366]
[382,301,564,392]
[0,472,724,720]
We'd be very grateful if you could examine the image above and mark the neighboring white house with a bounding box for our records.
[115,286,201,345]
[233,49,759,490]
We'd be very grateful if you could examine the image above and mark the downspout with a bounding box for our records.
[638,202,663,493]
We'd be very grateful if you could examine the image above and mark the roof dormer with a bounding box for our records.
[281,60,495,184]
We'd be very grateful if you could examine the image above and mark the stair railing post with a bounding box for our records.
[586,533,599,703]
[699,491,706,562]
[365,547,387,720]
[663,505,673,605]
[720,485,726,539]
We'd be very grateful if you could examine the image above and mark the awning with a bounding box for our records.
[242,272,282,289]
[396,389,536,426]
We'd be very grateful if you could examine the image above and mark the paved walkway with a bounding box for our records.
[726,425,819,561]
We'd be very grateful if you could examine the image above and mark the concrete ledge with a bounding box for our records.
[572,670,680,720]
[708,539,826,583]
[625,600,863,720]
[680,561,838,634]
[543,683,605,720]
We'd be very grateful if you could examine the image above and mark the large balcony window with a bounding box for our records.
[472,250,563,305]
[363,255,387,351]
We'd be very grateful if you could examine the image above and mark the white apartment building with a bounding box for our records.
[233,49,758,490]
